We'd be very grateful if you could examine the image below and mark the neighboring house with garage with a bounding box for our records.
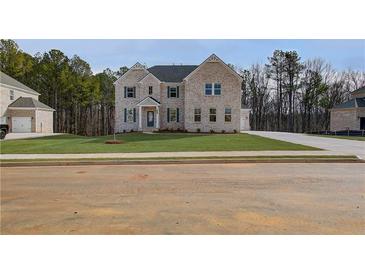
[330,86,365,131]
[0,71,54,133]
[114,54,250,133]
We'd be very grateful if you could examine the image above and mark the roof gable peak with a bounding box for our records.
[131,62,146,70]
[183,54,242,82]
[206,53,220,62]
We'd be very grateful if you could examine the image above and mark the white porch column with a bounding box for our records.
[156,106,160,129]
[138,106,142,131]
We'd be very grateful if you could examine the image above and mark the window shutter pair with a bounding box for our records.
[177,108,179,122]
[124,87,127,98]
[124,108,127,122]
[133,108,136,122]
[176,86,179,98]
[167,86,170,98]
[167,108,170,122]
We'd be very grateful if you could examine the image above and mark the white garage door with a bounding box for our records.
[12,117,32,133]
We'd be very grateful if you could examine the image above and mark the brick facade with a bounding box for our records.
[115,55,246,133]
[330,108,365,131]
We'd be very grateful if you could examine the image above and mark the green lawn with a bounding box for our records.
[310,134,365,141]
[0,133,320,154]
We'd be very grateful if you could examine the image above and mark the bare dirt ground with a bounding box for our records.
[1,163,364,234]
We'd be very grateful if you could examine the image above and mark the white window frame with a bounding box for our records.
[169,87,177,98]
[224,107,232,122]
[214,83,221,95]
[169,108,177,122]
[10,90,14,100]
[209,108,216,122]
[194,108,201,122]
[127,87,135,98]
[127,108,134,123]
[149,86,153,95]
[205,83,212,95]
[205,83,221,96]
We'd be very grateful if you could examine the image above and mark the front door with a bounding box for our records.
[147,111,154,127]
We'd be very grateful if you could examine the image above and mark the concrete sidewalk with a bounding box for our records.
[0,150,354,160]
[244,131,365,159]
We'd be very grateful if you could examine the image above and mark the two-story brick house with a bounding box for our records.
[114,54,250,133]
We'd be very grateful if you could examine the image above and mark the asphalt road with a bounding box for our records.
[1,163,364,234]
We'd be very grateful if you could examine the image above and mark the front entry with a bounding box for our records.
[147,111,154,127]
[360,117,365,130]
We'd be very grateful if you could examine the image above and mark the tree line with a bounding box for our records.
[1,40,364,135]
[241,50,365,132]
[0,39,127,136]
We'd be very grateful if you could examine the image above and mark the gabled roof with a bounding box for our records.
[147,65,198,82]
[183,54,243,82]
[8,97,54,111]
[332,98,365,109]
[113,62,148,85]
[138,72,161,84]
[0,71,40,95]
[136,96,161,107]
[115,54,241,84]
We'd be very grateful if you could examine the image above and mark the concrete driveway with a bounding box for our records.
[244,131,365,159]
[3,133,63,140]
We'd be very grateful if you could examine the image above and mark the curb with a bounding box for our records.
[1,158,363,167]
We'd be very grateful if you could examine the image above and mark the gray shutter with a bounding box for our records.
[124,87,127,98]
[167,108,170,122]
[133,108,136,122]
[124,108,127,122]
[133,87,136,98]
[167,86,170,98]
[177,86,179,98]
[177,108,179,122]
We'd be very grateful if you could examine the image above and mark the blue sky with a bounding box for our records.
[16,40,365,73]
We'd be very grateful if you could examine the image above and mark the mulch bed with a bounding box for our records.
[105,140,123,144]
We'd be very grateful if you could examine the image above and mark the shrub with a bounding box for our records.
[197,128,201,133]
[221,130,226,134]
[130,129,134,132]
[233,129,237,134]
[123,129,126,133]
[210,129,215,134]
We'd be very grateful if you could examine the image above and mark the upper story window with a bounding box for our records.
[124,87,136,98]
[194,108,201,122]
[205,84,212,95]
[209,108,216,122]
[10,90,14,100]
[167,86,179,98]
[224,107,232,122]
[205,83,221,96]
[214,83,221,95]
[149,86,153,95]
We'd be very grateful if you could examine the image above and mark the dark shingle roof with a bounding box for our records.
[0,71,40,95]
[147,65,198,82]
[333,98,365,109]
[356,97,365,107]
[333,99,356,109]
[8,97,54,110]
